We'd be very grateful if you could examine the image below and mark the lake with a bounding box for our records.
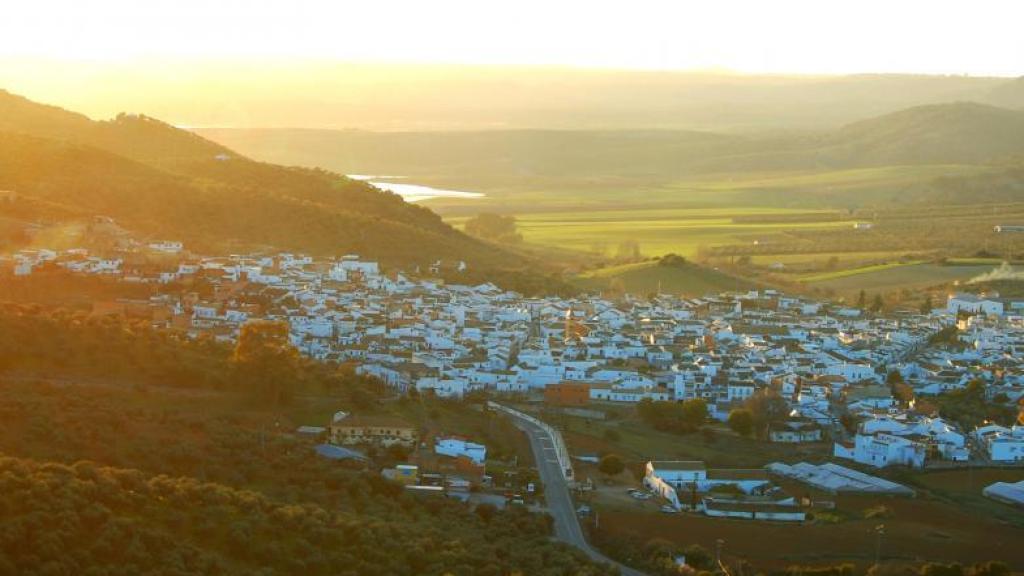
[348,175,484,203]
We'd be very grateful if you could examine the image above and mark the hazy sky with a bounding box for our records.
[1,0,1023,75]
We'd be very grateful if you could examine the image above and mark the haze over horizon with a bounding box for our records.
[1,0,1023,130]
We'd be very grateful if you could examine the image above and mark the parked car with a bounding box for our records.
[631,492,652,500]
[576,505,592,516]
[660,505,678,514]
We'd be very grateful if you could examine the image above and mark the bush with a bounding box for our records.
[598,454,625,477]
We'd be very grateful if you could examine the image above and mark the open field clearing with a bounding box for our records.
[548,408,828,469]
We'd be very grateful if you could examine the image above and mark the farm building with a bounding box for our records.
[769,419,824,443]
[993,225,1024,233]
[767,462,915,496]
[983,480,1024,506]
[703,499,806,522]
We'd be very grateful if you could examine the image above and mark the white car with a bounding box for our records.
[631,492,652,500]
[660,505,678,514]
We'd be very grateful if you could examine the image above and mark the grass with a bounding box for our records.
[539,406,830,468]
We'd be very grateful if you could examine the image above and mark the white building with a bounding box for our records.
[948,294,1004,317]
[834,433,926,468]
[434,437,486,465]
[975,425,1024,462]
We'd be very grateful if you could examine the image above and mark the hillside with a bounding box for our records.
[685,103,1024,173]
[0,307,618,575]
[832,102,1024,165]
[0,90,542,282]
[574,258,757,297]
[986,76,1024,109]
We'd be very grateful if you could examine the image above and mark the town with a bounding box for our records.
[5,231,1023,525]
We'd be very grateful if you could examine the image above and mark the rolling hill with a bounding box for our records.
[0,90,546,285]
[200,102,1024,184]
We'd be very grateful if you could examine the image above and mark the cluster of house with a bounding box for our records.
[5,239,1024,468]
[314,409,491,496]
[644,460,809,522]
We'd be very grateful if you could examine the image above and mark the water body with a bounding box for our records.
[347,175,484,203]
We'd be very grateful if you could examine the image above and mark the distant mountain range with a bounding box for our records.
[198,101,1024,184]
[8,63,1022,131]
[0,90,534,280]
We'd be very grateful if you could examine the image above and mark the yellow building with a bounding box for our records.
[329,415,418,448]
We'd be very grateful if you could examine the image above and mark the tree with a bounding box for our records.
[658,253,688,267]
[887,370,914,405]
[679,399,708,427]
[920,294,934,315]
[232,321,301,405]
[727,409,755,437]
[871,293,885,313]
[857,290,867,309]
[598,454,625,476]
[744,389,790,437]
[463,213,522,244]
[638,399,707,434]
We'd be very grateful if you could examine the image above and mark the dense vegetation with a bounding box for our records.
[0,306,615,575]
[0,388,611,576]
[636,399,708,434]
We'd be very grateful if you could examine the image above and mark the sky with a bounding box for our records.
[1,0,1023,76]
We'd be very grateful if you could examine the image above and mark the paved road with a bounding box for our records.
[509,412,647,576]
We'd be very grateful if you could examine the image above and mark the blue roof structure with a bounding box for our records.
[315,444,368,461]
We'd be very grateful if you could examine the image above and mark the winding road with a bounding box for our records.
[506,408,647,576]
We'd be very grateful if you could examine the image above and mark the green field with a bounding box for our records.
[450,207,850,258]
[797,261,925,282]
[801,263,1016,295]
[573,260,756,296]
[431,164,991,214]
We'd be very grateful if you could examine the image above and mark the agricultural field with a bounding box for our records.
[594,488,1024,571]
[448,207,850,259]
[799,263,1021,297]
[428,165,992,215]
[572,260,756,296]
